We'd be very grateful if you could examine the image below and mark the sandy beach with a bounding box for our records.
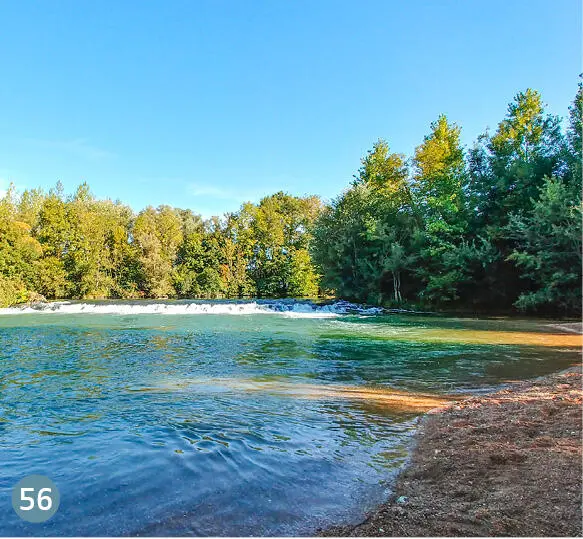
[321,362,583,537]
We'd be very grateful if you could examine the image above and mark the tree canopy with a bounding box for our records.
[0,82,580,315]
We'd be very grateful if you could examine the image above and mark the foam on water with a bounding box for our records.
[0,299,384,317]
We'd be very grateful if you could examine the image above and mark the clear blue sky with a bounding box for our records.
[0,0,580,217]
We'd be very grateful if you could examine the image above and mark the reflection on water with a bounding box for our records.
[0,310,580,536]
[323,324,582,346]
[144,377,453,412]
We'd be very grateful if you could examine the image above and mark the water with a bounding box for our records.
[0,300,580,536]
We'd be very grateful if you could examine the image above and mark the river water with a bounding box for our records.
[0,300,580,536]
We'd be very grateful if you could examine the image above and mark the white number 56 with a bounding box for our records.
[20,487,53,511]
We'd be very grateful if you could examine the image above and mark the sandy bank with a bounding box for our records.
[321,364,582,537]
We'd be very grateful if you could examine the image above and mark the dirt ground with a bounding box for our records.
[321,364,583,537]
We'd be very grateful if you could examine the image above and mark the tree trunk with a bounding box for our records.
[392,270,402,303]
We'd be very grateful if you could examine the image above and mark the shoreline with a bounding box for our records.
[320,364,583,537]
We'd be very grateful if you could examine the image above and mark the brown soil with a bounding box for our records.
[321,365,583,537]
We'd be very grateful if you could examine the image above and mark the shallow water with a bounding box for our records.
[0,301,580,536]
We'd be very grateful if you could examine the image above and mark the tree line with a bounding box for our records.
[312,83,582,316]
[0,186,323,306]
[0,82,581,314]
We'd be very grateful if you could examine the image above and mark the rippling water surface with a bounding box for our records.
[0,301,580,536]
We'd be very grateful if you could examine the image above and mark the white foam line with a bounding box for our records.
[0,300,385,317]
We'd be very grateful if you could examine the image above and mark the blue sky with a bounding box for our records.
[0,0,580,217]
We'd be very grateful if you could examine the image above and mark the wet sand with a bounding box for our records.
[321,364,583,537]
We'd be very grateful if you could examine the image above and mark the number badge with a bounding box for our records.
[11,475,60,523]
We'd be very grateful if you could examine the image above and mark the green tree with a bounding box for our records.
[219,212,255,297]
[133,206,183,297]
[173,209,206,297]
[412,115,469,306]
[564,78,582,193]
[412,115,466,223]
[248,192,322,297]
[64,184,114,298]
[313,141,420,305]
[0,188,43,304]
[471,89,564,226]
[506,177,582,314]
[34,183,69,299]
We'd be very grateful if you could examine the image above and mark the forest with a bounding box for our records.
[0,83,581,315]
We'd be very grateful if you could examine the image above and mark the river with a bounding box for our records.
[0,300,579,536]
